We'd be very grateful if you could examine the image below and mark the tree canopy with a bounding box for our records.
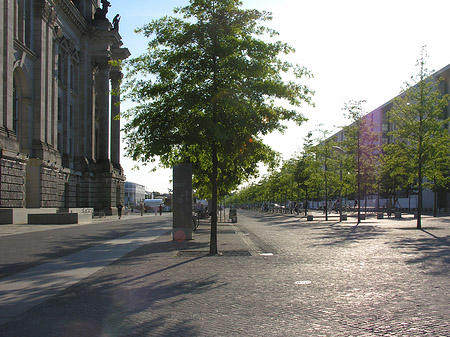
[122,0,313,253]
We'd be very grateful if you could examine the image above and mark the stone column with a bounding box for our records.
[173,164,193,241]
[32,1,56,158]
[45,23,58,151]
[0,0,4,126]
[110,70,122,169]
[95,58,110,162]
[2,0,14,131]
[75,40,90,166]
[51,41,59,149]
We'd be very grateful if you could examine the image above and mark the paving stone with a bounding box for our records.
[0,211,449,336]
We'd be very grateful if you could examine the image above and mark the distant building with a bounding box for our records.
[0,0,129,214]
[331,64,450,210]
[124,182,146,207]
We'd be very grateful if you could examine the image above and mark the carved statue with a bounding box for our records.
[94,0,111,20]
[112,14,121,31]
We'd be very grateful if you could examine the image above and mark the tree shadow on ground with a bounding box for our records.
[0,270,221,337]
[310,224,387,247]
[0,235,224,337]
[249,212,309,228]
[390,232,450,276]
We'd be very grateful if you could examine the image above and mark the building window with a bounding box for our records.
[58,53,64,82]
[24,0,31,47]
[13,82,19,135]
[57,97,63,152]
[70,64,74,90]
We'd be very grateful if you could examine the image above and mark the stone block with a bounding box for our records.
[0,209,13,224]
[28,213,79,224]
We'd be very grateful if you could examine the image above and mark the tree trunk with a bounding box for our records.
[304,187,308,216]
[357,122,361,224]
[417,147,422,229]
[210,143,218,255]
[433,175,437,217]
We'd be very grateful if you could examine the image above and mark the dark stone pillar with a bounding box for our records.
[95,58,110,161]
[172,164,193,241]
[110,70,122,169]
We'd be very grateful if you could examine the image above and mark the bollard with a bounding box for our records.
[229,208,237,223]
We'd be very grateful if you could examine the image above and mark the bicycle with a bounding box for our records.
[192,215,200,231]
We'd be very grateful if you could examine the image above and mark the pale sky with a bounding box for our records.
[109,0,450,193]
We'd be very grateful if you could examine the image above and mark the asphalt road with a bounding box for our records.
[0,214,172,280]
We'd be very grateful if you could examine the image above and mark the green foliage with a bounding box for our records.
[342,100,381,204]
[121,0,313,252]
[122,0,313,193]
[380,142,414,198]
[385,47,450,227]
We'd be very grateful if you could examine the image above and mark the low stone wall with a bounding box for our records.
[28,213,79,225]
[0,209,13,224]
[0,208,94,225]
[0,208,59,225]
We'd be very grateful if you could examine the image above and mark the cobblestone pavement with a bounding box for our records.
[0,211,449,336]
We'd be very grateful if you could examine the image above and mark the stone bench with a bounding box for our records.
[306,215,342,221]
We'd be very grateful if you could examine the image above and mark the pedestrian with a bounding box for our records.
[387,199,392,218]
[159,204,163,216]
[117,203,123,219]
[140,202,144,216]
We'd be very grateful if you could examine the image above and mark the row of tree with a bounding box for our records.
[121,0,449,256]
[227,48,450,229]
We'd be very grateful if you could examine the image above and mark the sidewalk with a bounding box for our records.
[0,211,449,336]
[0,213,162,237]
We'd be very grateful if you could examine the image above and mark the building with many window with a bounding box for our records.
[124,181,146,207]
[0,0,129,219]
[331,63,450,210]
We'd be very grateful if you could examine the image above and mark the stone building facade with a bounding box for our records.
[0,0,129,214]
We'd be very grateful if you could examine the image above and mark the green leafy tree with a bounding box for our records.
[294,131,316,215]
[428,139,450,216]
[342,100,381,223]
[122,0,313,253]
[380,141,414,202]
[386,47,450,229]
[313,129,340,220]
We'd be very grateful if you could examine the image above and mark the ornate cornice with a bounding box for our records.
[52,0,89,34]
